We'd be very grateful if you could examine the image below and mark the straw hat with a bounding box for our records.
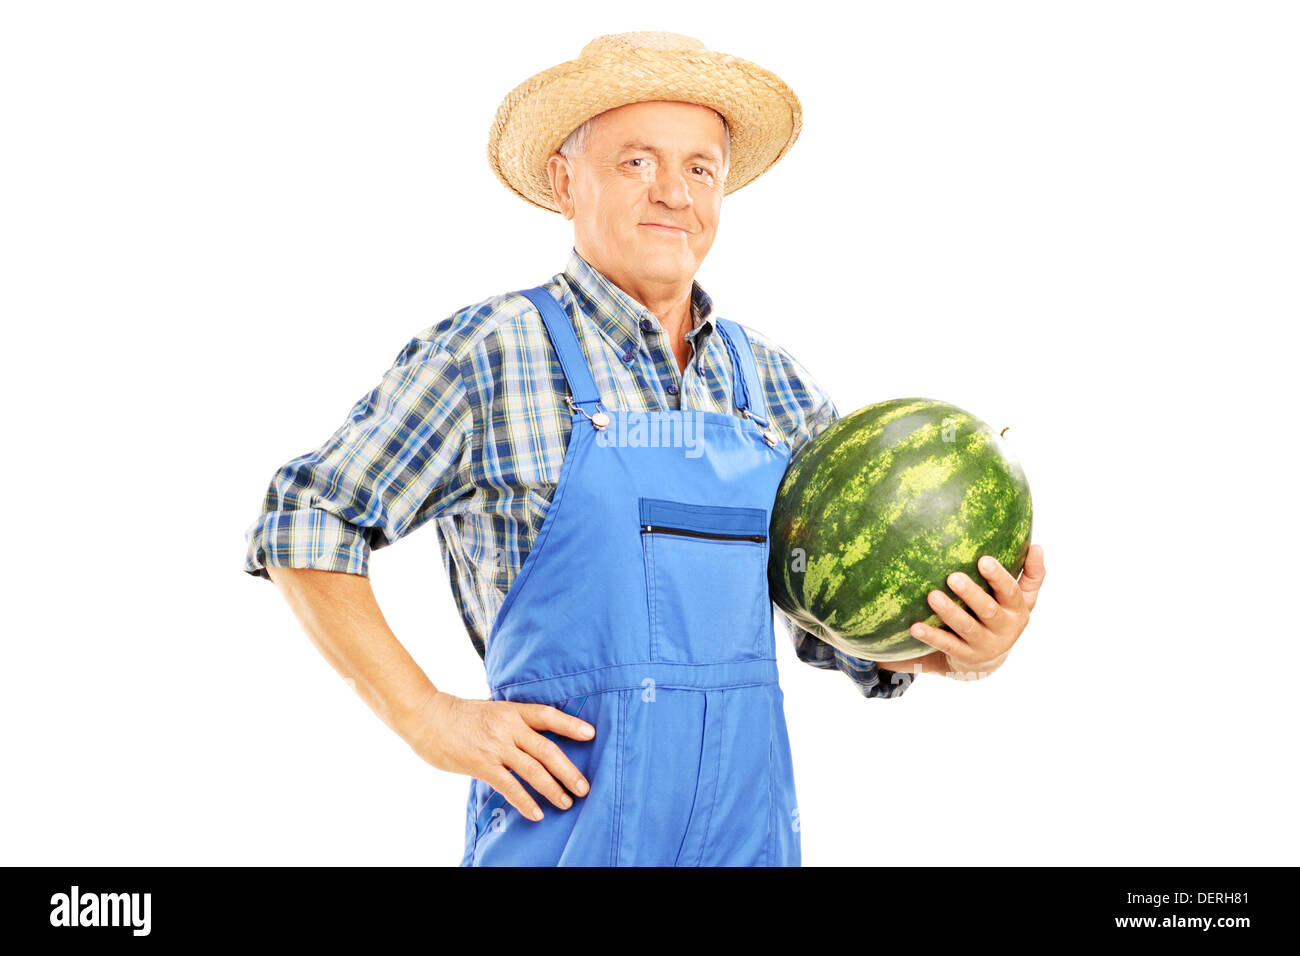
[487,31,802,213]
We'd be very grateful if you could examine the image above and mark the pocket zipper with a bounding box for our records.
[641,524,767,543]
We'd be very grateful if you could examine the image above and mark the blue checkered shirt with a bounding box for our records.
[244,246,914,699]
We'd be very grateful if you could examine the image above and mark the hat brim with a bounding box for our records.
[488,49,802,213]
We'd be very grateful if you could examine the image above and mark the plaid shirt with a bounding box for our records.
[244,246,914,700]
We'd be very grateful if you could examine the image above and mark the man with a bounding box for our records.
[244,32,1046,866]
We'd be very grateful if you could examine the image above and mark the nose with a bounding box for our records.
[647,165,693,209]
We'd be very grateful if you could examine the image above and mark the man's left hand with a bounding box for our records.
[907,544,1046,679]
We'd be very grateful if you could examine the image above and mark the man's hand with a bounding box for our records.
[903,544,1046,679]
[403,689,596,822]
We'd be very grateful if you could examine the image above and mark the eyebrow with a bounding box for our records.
[615,141,724,165]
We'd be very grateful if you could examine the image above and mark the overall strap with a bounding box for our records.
[713,317,768,421]
[517,286,603,415]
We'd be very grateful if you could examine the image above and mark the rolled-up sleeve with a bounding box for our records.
[779,609,916,698]
[243,335,473,581]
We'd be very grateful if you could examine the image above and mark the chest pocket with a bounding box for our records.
[639,497,771,663]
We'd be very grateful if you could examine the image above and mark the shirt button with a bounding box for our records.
[640,318,654,332]
[666,383,679,395]
[621,349,635,363]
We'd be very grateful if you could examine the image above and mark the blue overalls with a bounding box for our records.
[459,284,800,866]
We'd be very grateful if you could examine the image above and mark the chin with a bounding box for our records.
[637,238,693,260]
[638,254,694,281]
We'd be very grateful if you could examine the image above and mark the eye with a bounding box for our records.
[692,166,715,180]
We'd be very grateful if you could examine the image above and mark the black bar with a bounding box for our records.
[7,866,1289,942]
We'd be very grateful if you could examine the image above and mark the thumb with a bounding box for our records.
[1017,544,1046,612]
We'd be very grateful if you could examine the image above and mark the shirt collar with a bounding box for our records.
[561,246,715,359]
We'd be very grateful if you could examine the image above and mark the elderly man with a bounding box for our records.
[244,32,1045,867]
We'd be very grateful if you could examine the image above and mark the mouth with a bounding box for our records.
[641,223,688,235]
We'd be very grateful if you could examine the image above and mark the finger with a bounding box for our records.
[926,586,990,649]
[516,701,596,742]
[908,619,967,658]
[516,726,589,805]
[1017,544,1046,613]
[504,744,575,812]
[485,767,545,823]
[976,555,1027,613]
[945,570,1002,625]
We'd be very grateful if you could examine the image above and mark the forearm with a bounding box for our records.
[875,648,1008,680]
[266,565,437,745]
[874,650,947,677]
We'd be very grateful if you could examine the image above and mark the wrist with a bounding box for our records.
[943,650,1008,680]
[393,684,447,749]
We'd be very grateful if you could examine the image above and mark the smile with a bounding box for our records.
[641,223,687,235]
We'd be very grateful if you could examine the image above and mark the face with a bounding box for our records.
[547,100,729,291]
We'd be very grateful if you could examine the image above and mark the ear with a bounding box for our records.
[546,154,575,220]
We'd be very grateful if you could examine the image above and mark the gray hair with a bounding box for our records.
[558,107,731,174]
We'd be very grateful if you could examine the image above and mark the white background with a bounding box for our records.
[3,0,1296,866]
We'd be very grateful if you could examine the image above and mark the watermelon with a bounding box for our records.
[768,398,1033,663]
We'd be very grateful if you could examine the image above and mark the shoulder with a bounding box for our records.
[405,287,550,365]
[718,320,836,414]
[376,281,570,395]
[716,319,840,452]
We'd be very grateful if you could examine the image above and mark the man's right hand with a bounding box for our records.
[406,689,595,822]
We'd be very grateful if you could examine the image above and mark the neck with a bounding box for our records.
[577,242,695,345]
